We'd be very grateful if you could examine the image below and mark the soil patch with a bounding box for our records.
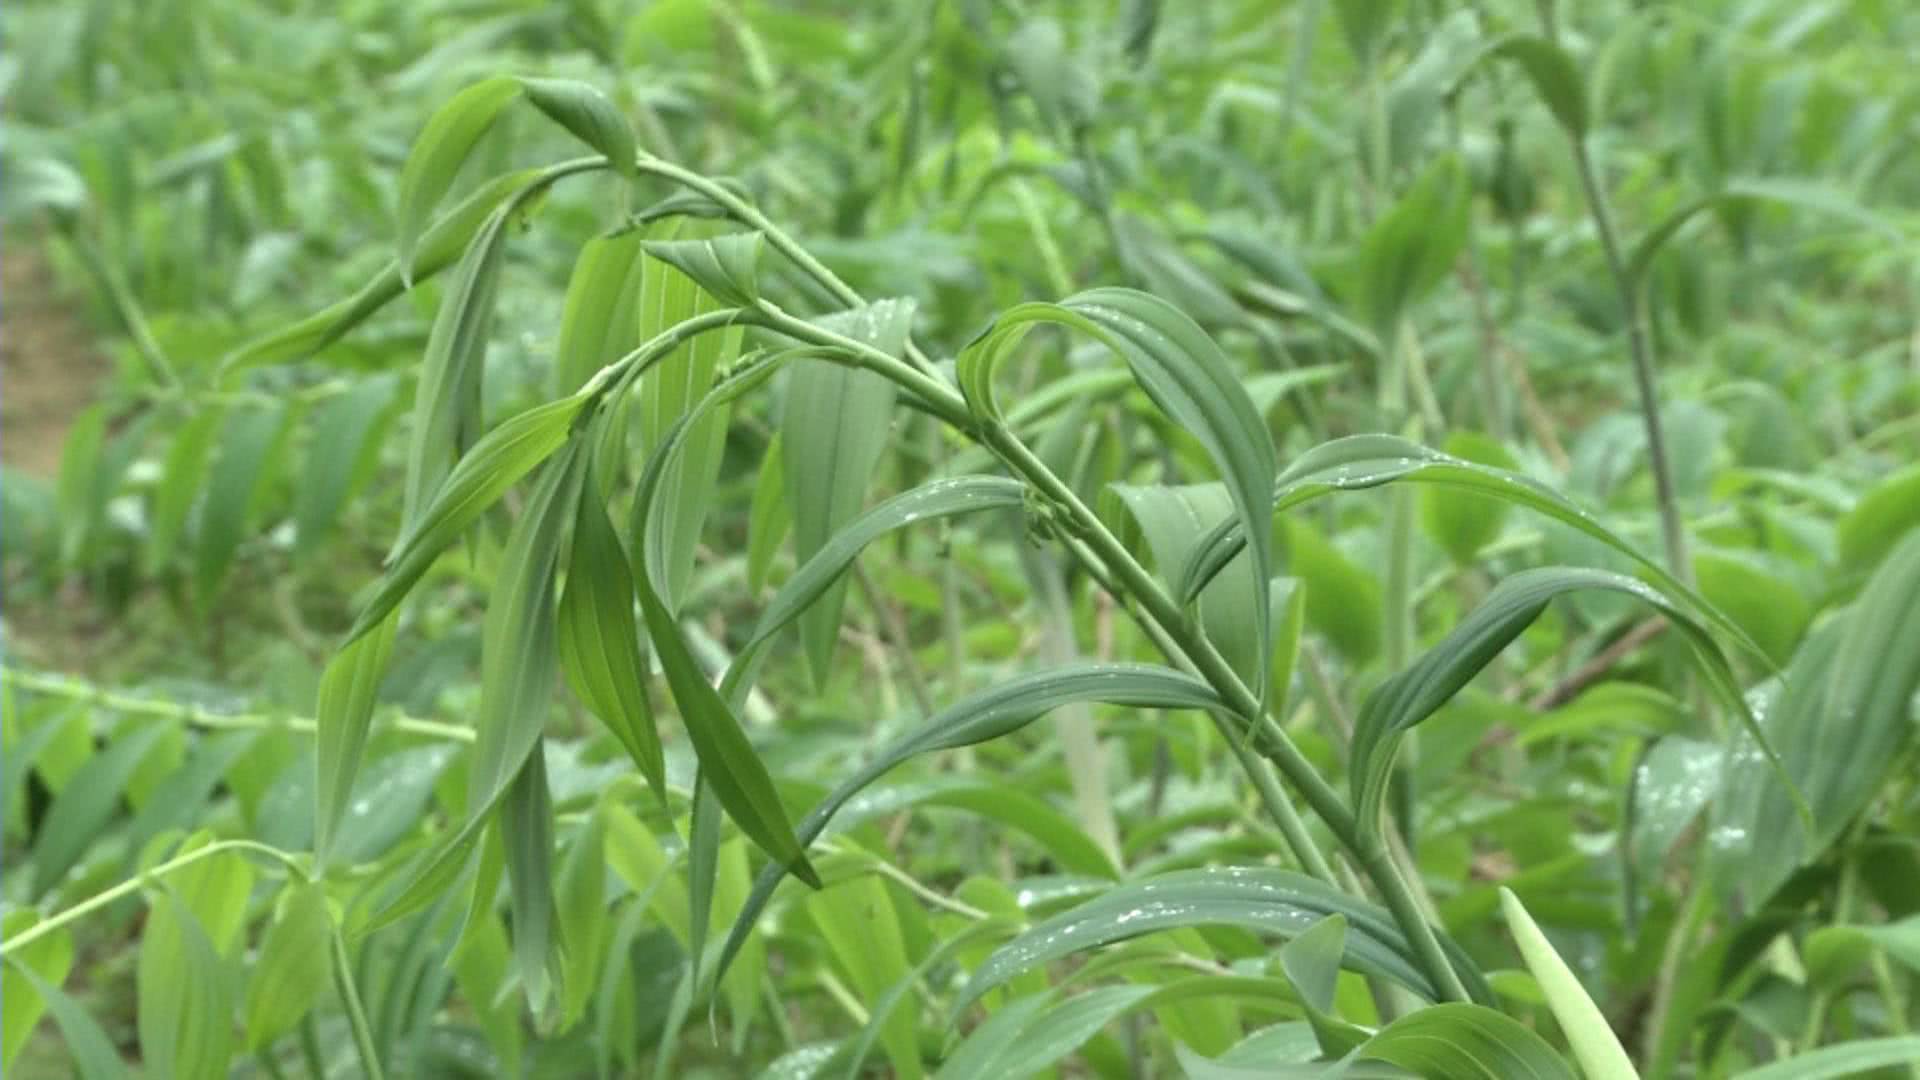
[3,237,110,476]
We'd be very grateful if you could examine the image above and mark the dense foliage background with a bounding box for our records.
[4,0,1919,1076]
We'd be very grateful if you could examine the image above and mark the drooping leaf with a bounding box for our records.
[630,363,819,888]
[32,723,168,895]
[715,664,1229,984]
[747,431,791,593]
[1499,889,1638,1080]
[557,804,610,1028]
[397,201,512,542]
[1836,462,1920,573]
[145,405,224,573]
[500,745,559,1016]
[6,963,131,1080]
[194,401,291,611]
[636,228,746,608]
[1356,1002,1578,1080]
[137,891,235,1080]
[295,374,399,560]
[1178,435,1758,656]
[1481,35,1590,138]
[520,76,636,179]
[642,233,766,308]
[1350,567,1797,842]
[555,229,648,395]
[780,299,916,684]
[395,75,521,279]
[243,882,333,1050]
[954,867,1491,1012]
[558,458,666,805]
[961,288,1276,703]
[1731,1037,1920,1080]
[349,393,587,642]
[1279,915,1369,1057]
[1712,531,1920,903]
[314,609,399,868]
[224,169,541,372]
[1352,154,1470,338]
[1109,483,1263,686]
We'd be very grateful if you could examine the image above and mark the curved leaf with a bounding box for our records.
[520,77,635,180]
[314,609,399,868]
[961,288,1276,703]
[396,76,521,279]
[778,298,917,683]
[1351,567,1800,841]
[642,233,765,308]
[716,664,1228,984]
[1628,177,1897,285]
[1177,435,1760,659]
[243,883,333,1050]
[349,393,587,642]
[1733,1037,1920,1080]
[953,867,1491,1011]
[558,458,666,806]
[1358,1002,1577,1080]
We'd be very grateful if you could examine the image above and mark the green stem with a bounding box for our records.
[2,666,474,744]
[1,839,305,958]
[1564,130,1690,581]
[333,932,387,1080]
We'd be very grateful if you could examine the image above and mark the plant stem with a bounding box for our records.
[1,839,305,958]
[333,932,387,1080]
[2,666,475,744]
[1565,132,1691,581]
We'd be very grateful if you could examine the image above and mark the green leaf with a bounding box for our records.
[500,744,559,1016]
[1418,431,1517,565]
[1334,0,1397,67]
[1351,567,1798,843]
[1499,889,1638,1080]
[243,882,333,1050]
[396,75,521,280]
[1357,1002,1578,1080]
[1280,519,1382,665]
[1485,36,1589,138]
[194,402,290,611]
[939,985,1157,1080]
[636,229,747,608]
[961,288,1276,703]
[519,77,636,179]
[954,867,1491,1011]
[555,229,648,395]
[1862,914,1920,975]
[1003,18,1099,139]
[1732,1037,1920,1080]
[362,445,584,933]
[315,610,398,868]
[398,201,512,542]
[641,233,766,308]
[1693,550,1809,666]
[145,405,224,573]
[1353,154,1470,336]
[631,366,820,888]
[780,299,916,684]
[5,962,131,1080]
[1713,530,1920,903]
[1178,435,1757,657]
[558,458,666,806]
[820,778,1118,879]
[350,393,587,643]
[55,403,107,570]
[1836,462,1920,573]
[138,891,235,1080]
[1109,483,1263,686]
[1,912,72,1071]
[1627,177,1898,285]
[556,805,610,1027]
[808,875,919,1079]
[1280,915,1369,1057]
[224,169,541,372]
[740,475,1022,670]
[296,375,399,560]
[32,724,168,895]
[717,664,1228,984]
[747,431,791,593]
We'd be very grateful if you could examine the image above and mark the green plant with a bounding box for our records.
[6,2,1920,1078]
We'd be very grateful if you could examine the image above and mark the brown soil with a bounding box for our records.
[3,237,109,476]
